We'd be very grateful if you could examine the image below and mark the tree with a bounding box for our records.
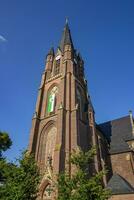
[0,131,40,200]
[0,131,12,158]
[57,147,111,200]
[0,151,40,200]
[0,131,12,185]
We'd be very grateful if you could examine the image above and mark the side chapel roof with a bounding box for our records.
[98,115,134,154]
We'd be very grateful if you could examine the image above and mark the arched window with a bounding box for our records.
[39,126,57,170]
[45,127,57,166]
[47,86,58,114]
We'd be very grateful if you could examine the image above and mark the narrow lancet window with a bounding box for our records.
[54,59,60,75]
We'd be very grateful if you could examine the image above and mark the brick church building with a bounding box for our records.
[28,21,134,200]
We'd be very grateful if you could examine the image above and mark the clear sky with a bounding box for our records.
[0,0,134,161]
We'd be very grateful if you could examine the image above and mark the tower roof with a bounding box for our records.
[59,20,74,52]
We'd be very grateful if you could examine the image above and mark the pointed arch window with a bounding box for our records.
[39,126,57,171]
[45,126,57,166]
[54,59,60,75]
[47,86,58,114]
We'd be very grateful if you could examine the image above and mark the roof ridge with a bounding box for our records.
[98,115,130,125]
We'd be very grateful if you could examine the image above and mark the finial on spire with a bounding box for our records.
[65,17,68,25]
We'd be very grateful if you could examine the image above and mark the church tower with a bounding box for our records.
[28,21,98,199]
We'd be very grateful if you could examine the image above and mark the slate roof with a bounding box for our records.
[107,173,134,194]
[98,115,134,154]
[59,22,74,52]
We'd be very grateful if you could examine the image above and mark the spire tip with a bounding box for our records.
[65,17,68,25]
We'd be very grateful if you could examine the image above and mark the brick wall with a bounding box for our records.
[109,194,134,200]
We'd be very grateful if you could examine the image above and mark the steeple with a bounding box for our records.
[59,20,74,52]
[29,21,99,199]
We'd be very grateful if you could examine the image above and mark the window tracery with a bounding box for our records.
[39,126,57,171]
[45,126,57,166]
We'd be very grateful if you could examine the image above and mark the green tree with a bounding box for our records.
[57,147,111,200]
[0,131,12,158]
[0,131,12,184]
[0,151,40,200]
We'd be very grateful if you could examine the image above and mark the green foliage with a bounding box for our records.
[0,131,12,183]
[0,131,12,158]
[57,147,111,200]
[0,151,40,200]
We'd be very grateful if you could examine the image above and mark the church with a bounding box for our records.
[28,21,134,200]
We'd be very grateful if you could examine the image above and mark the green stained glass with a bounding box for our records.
[47,93,55,113]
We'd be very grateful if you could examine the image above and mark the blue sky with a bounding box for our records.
[0,0,134,161]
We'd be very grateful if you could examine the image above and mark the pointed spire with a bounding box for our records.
[65,17,68,25]
[47,47,54,56]
[59,20,74,52]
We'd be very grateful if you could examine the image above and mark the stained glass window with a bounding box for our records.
[47,86,58,113]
